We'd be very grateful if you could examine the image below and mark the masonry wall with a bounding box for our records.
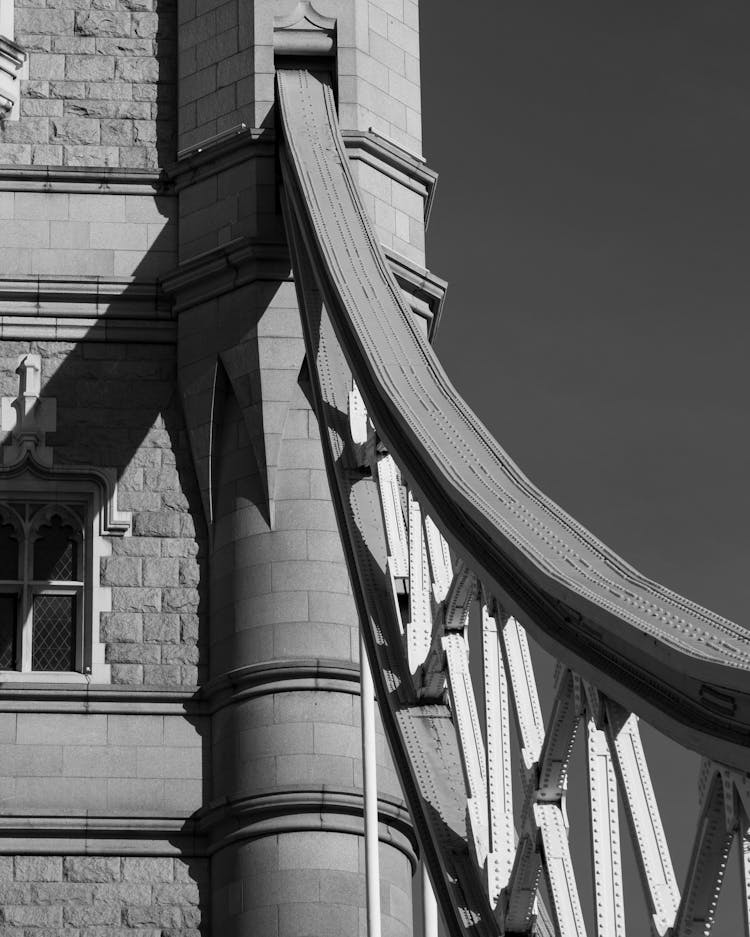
[0,334,208,930]
[0,0,442,930]
[0,856,206,932]
[1,0,175,168]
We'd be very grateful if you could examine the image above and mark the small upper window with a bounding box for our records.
[0,502,85,673]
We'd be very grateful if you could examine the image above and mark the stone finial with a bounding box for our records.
[1,354,57,466]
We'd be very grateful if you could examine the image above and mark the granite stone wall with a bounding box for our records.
[0,0,176,167]
[0,338,205,688]
[0,855,207,933]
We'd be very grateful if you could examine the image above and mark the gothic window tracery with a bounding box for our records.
[0,501,85,673]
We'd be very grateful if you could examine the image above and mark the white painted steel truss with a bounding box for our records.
[361,409,750,937]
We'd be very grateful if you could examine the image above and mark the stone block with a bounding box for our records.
[107,642,162,664]
[308,591,357,625]
[13,219,50,250]
[0,882,30,903]
[17,9,73,35]
[4,905,63,927]
[314,722,361,758]
[122,857,174,883]
[111,663,143,685]
[271,560,349,594]
[108,777,164,811]
[107,715,162,750]
[101,119,135,146]
[63,146,121,168]
[32,881,95,904]
[161,645,200,664]
[152,881,200,905]
[63,899,121,926]
[65,56,116,82]
[64,857,121,883]
[69,193,126,222]
[163,717,202,748]
[111,586,161,613]
[318,869,365,906]
[278,831,359,873]
[143,663,182,685]
[116,57,159,83]
[142,557,179,587]
[63,744,138,777]
[15,856,63,882]
[132,12,160,38]
[17,713,107,747]
[162,587,200,613]
[50,220,91,250]
[136,745,202,779]
[101,555,142,587]
[75,11,132,36]
[143,613,180,643]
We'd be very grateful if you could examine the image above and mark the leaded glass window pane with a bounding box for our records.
[0,594,16,668]
[0,522,18,580]
[34,514,77,581]
[31,594,75,671]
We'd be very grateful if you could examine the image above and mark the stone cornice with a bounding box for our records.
[202,658,361,714]
[341,129,438,226]
[382,246,447,340]
[163,236,446,337]
[162,239,291,312]
[0,166,169,195]
[0,277,175,343]
[0,684,204,715]
[168,125,437,227]
[197,786,417,868]
[0,814,204,855]
[170,125,272,189]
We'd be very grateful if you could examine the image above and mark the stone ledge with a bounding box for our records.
[0,165,169,195]
[197,785,416,868]
[0,684,203,715]
[0,276,174,342]
[0,814,204,855]
[341,129,438,226]
[162,237,291,313]
[204,657,361,715]
[163,233,446,335]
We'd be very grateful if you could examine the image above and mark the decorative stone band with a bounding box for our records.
[0,815,204,857]
[201,658,361,712]
[195,786,418,870]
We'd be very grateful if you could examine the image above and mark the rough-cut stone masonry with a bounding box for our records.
[0,0,176,168]
[0,339,205,687]
[0,855,206,933]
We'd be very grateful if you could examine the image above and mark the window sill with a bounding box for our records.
[0,672,89,685]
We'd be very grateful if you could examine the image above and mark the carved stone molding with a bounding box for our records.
[273,1,336,56]
[0,34,26,122]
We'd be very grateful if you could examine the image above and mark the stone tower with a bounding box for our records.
[0,0,443,932]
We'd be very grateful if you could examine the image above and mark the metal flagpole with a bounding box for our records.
[361,630,382,936]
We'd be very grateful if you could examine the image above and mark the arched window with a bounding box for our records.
[0,503,85,673]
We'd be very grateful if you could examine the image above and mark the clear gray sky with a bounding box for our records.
[420,3,750,933]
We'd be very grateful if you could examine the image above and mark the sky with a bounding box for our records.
[419,3,750,934]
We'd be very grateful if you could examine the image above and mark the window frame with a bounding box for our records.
[0,501,86,673]
[0,461,130,685]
